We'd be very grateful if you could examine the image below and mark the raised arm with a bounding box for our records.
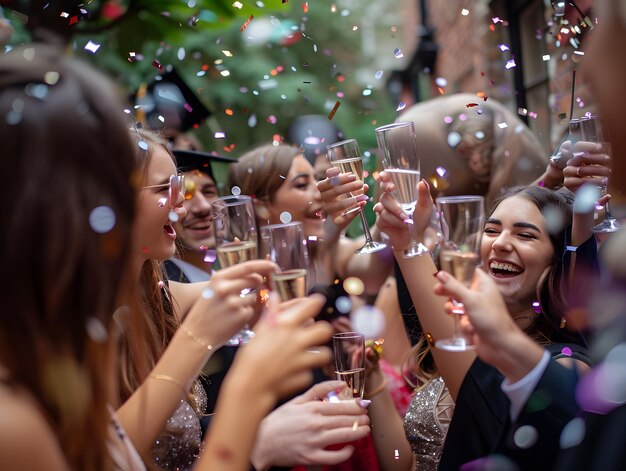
[373,176,475,400]
[117,261,275,461]
[196,295,334,471]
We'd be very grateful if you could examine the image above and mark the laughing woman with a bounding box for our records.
[370,182,592,469]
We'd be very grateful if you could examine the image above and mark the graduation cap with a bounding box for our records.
[173,150,237,196]
[134,67,211,134]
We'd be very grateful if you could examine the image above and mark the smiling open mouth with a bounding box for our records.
[489,261,523,277]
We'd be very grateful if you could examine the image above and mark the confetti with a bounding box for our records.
[89,206,116,233]
[461,8,469,15]
[499,44,510,51]
[375,70,384,80]
[44,71,60,85]
[240,15,254,32]
[505,59,517,69]
[343,277,365,296]
[327,100,341,120]
[513,425,538,449]
[302,2,308,13]
[232,1,243,9]
[152,60,163,71]
[466,103,479,108]
[542,54,551,61]
[86,317,108,343]
[84,40,101,54]
[351,305,385,338]
[396,102,406,112]
[214,132,226,139]
[560,418,585,449]
[335,296,352,314]
[497,122,508,129]
[204,250,217,263]
[435,77,448,88]
[280,211,292,223]
[393,48,404,59]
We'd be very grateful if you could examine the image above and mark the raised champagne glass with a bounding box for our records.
[579,115,620,233]
[434,195,485,352]
[326,139,388,255]
[211,195,258,345]
[332,332,365,400]
[260,221,309,301]
[375,121,429,258]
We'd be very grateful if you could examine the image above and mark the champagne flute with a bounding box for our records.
[434,195,485,352]
[326,139,388,255]
[332,332,365,400]
[211,195,258,345]
[260,221,309,301]
[375,121,429,258]
[579,115,620,233]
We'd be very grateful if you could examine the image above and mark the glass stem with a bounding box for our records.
[359,208,375,243]
[605,199,615,220]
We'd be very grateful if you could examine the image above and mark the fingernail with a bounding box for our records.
[436,271,450,282]
[356,195,369,202]
[421,178,430,189]
[357,399,372,408]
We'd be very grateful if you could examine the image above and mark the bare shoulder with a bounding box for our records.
[0,385,68,469]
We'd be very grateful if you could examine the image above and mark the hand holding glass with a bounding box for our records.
[375,121,428,258]
[332,332,365,400]
[326,139,387,255]
[260,222,309,301]
[578,116,619,233]
[211,195,258,345]
[435,196,485,352]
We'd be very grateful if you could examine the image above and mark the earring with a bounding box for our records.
[560,318,567,329]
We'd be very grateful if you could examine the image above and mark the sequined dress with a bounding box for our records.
[152,380,207,470]
[403,376,454,471]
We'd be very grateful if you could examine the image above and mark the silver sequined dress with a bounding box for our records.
[152,380,207,471]
[403,376,454,471]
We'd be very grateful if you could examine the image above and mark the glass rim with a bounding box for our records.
[436,195,485,204]
[332,331,364,340]
[211,194,252,207]
[326,138,358,151]
[374,121,415,133]
[261,221,303,231]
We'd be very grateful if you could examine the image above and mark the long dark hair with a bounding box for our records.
[118,129,180,402]
[0,45,136,469]
[490,186,586,346]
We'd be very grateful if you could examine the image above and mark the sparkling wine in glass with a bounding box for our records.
[332,332,365,400]
[211,195,258,345]
[434,195,485,352]
[326,139,388,255]
[579,115,620,233]
[260,221,309,301]
[375,121,428,258]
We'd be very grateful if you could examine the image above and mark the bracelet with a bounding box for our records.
[180,324,214,351]
[149,374,187,393]
[365,379,388,399]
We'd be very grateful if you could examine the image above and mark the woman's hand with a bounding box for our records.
[182,260,278,349]
[373,173,433,251]
[250,381,371,470]
[232,294,334,403]
[317,167,369,230]
[563,141,612,194]
[433,269,544,383]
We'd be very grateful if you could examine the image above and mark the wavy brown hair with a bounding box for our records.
[117,129,181,403]
[0,45,136,469]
